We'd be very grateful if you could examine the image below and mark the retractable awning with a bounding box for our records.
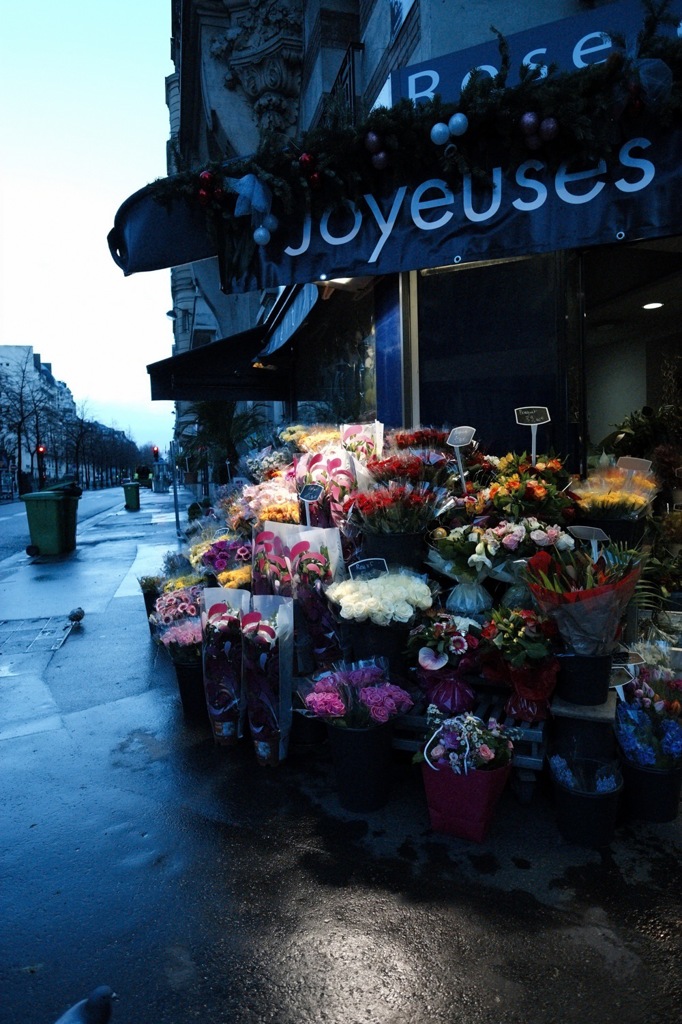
[147,325,292,403]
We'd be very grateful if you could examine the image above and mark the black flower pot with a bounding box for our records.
[551,759,623,849]
[173,661,210,724]
[326,722,394,812]
[620,758,682,823]
[556,654,612,706]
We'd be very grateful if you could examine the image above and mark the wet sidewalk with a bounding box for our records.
[0,490,680,1024]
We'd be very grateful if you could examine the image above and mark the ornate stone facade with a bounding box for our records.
[210,0,304,135]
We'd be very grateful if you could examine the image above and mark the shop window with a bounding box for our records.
[417,254,569,458]
[293,287,376,423]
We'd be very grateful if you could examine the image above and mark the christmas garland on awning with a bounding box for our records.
[148,0,682,288]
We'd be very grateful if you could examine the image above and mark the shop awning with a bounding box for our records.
[110,0,682,295]
[147,325,292,403]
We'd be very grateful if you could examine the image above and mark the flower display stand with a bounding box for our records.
[549,691,618,762]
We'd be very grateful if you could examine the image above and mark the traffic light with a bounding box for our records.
[152,446,160,462]
[37,444,46,456]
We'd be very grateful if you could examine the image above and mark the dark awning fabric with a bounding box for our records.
[147,326,292,403]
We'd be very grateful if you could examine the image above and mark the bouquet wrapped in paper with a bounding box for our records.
[571,464,658,521]
[340,421,384,463]
[293,448,365,528]
[201,587,250,746]
[522,546,642,656]
[251,522,346,670]
[241,596,294,766]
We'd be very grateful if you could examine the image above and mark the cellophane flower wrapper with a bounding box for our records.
[201,587,250,745]
[241,596,294,766]
[528,568,641,656]
[339,422,384,463]
[251,523,345,670]
[294,448,372,528]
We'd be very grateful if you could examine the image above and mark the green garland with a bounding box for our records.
[149,0,682,286]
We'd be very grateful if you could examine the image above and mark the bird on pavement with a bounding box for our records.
[68,607,85,624]
[53,986,116,1024]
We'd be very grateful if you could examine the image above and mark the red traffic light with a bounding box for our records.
[37,444,46,455]
[152,446,160,461]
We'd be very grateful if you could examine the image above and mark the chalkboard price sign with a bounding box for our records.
[348,558,389,579]
[447,425,476,448]
[514,406,551,426]
[299,483,324,503]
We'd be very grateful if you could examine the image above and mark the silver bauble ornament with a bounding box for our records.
[430,122,450,145]
[448,112,468,136]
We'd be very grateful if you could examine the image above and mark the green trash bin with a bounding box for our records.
[123,481,141,511]
[21,490,81,555]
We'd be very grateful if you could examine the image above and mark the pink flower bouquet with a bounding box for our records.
[300,660,414,728]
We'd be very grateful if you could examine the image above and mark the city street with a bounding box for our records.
[0,489,680,1024]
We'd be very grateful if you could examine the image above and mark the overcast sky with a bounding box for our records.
[0,1,179,448]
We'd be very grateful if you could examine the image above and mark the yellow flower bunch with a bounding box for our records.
[572,466,658,519]
[575,491,649,517]
[258,501,300,524]
[280,423,340,452]
[162,573,205,592]
[217,565,252,589]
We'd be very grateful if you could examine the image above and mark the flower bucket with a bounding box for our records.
[620,759,682,823]
[551,759,622,848]
[173,661,210,724]
[421,762,511,843]
[326,722,394,812]
[556,654,612,706]
[361,531,426,571]
[341,619,411,678]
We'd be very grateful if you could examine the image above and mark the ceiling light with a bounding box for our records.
[642,302,663,309]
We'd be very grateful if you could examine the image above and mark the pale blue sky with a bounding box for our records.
[0,1,179,447]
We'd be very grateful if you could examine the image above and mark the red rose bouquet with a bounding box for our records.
[522,545,642,656]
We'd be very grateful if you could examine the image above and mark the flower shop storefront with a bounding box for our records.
[114,0,682,843]
[111,0,682,475]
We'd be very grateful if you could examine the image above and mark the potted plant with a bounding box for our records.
[614,650,682,822]
[325,570,434,677]
[405,609,480,715]
[137,574,164,634]
[342,480,452,570]
[300,660,414,811]
[151,583,208,722]
[417,706,517,842]
[522,543,642,705]
[548,754,623,849]
[478,606,560,722]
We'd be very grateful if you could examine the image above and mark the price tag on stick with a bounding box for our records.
[299,483,324,526]
[569,524,609,563]
[348,558,389,580]
[514,406,551,466]
[446,426,476,496]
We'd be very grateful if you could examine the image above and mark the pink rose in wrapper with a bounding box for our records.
[301,661,414,728]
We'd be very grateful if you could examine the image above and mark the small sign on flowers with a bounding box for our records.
[569,523,609,563]
[348,558,389,580]
[514,406,551,466]
[446,426,476,496]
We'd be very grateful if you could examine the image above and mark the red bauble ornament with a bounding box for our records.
[199,170,215,186]
[308,171,321,189]
[212,187,225,203]
[299,152,316,172]
[520,112,540,136]
[197,189,211,205]
[364,131,382,154]
[539,117,558,141]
